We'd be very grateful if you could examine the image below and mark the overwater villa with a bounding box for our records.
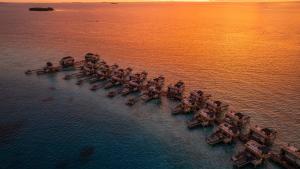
[90,64,119,90]
[173,90,210,115]
[62,54,100,80]
[141,86,163,102]
[78,54,102,76]
[206,122,240,145]
[189,90,211,106]
[224,111,250,128]
[121,71,148,96]
[81,61,108,81]
[271,144,300,169]
[88,63,110,83]
[75,62,99,85]
[38,62,59,75]
[248,125,277,146]
[167,80,185,100]
[172,97,197,115]
[104,67,133,89]
[84,53,100,63]
[187,100,228,129]
[232,140,270,168]
[187,109,215,128]
[141,76,165,102]
[59,56,75,68]
[25,56,78,75]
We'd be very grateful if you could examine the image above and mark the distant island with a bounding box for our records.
[29,7,54,12]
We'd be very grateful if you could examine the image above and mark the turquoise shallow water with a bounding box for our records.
[0,2,299,169]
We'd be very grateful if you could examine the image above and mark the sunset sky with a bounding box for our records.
[1,0,298,2]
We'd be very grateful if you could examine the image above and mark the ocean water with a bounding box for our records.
[0,2,299,169]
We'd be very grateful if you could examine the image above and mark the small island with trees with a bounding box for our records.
[29,7,54,11]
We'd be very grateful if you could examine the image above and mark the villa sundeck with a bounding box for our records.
[224,111,250,128]
[187,109,215,129]
[232,140,270,168]
[167,80,185,100]
[25,55,83,75]
[248,125,277,146]
[140,76,165,103]
[121,71,148,96]
[104,68,132,89]
[206,122,240,145]
[172,98,197,115]
[186,100,229,128]
[271,144,300,169]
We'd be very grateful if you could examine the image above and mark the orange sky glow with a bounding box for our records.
[1,0,298,2]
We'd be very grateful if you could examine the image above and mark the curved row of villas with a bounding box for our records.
[25,53,300,169]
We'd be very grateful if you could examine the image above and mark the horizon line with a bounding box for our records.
[1,0,300,3]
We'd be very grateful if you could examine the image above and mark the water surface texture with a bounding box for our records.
[0,2,299,169]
